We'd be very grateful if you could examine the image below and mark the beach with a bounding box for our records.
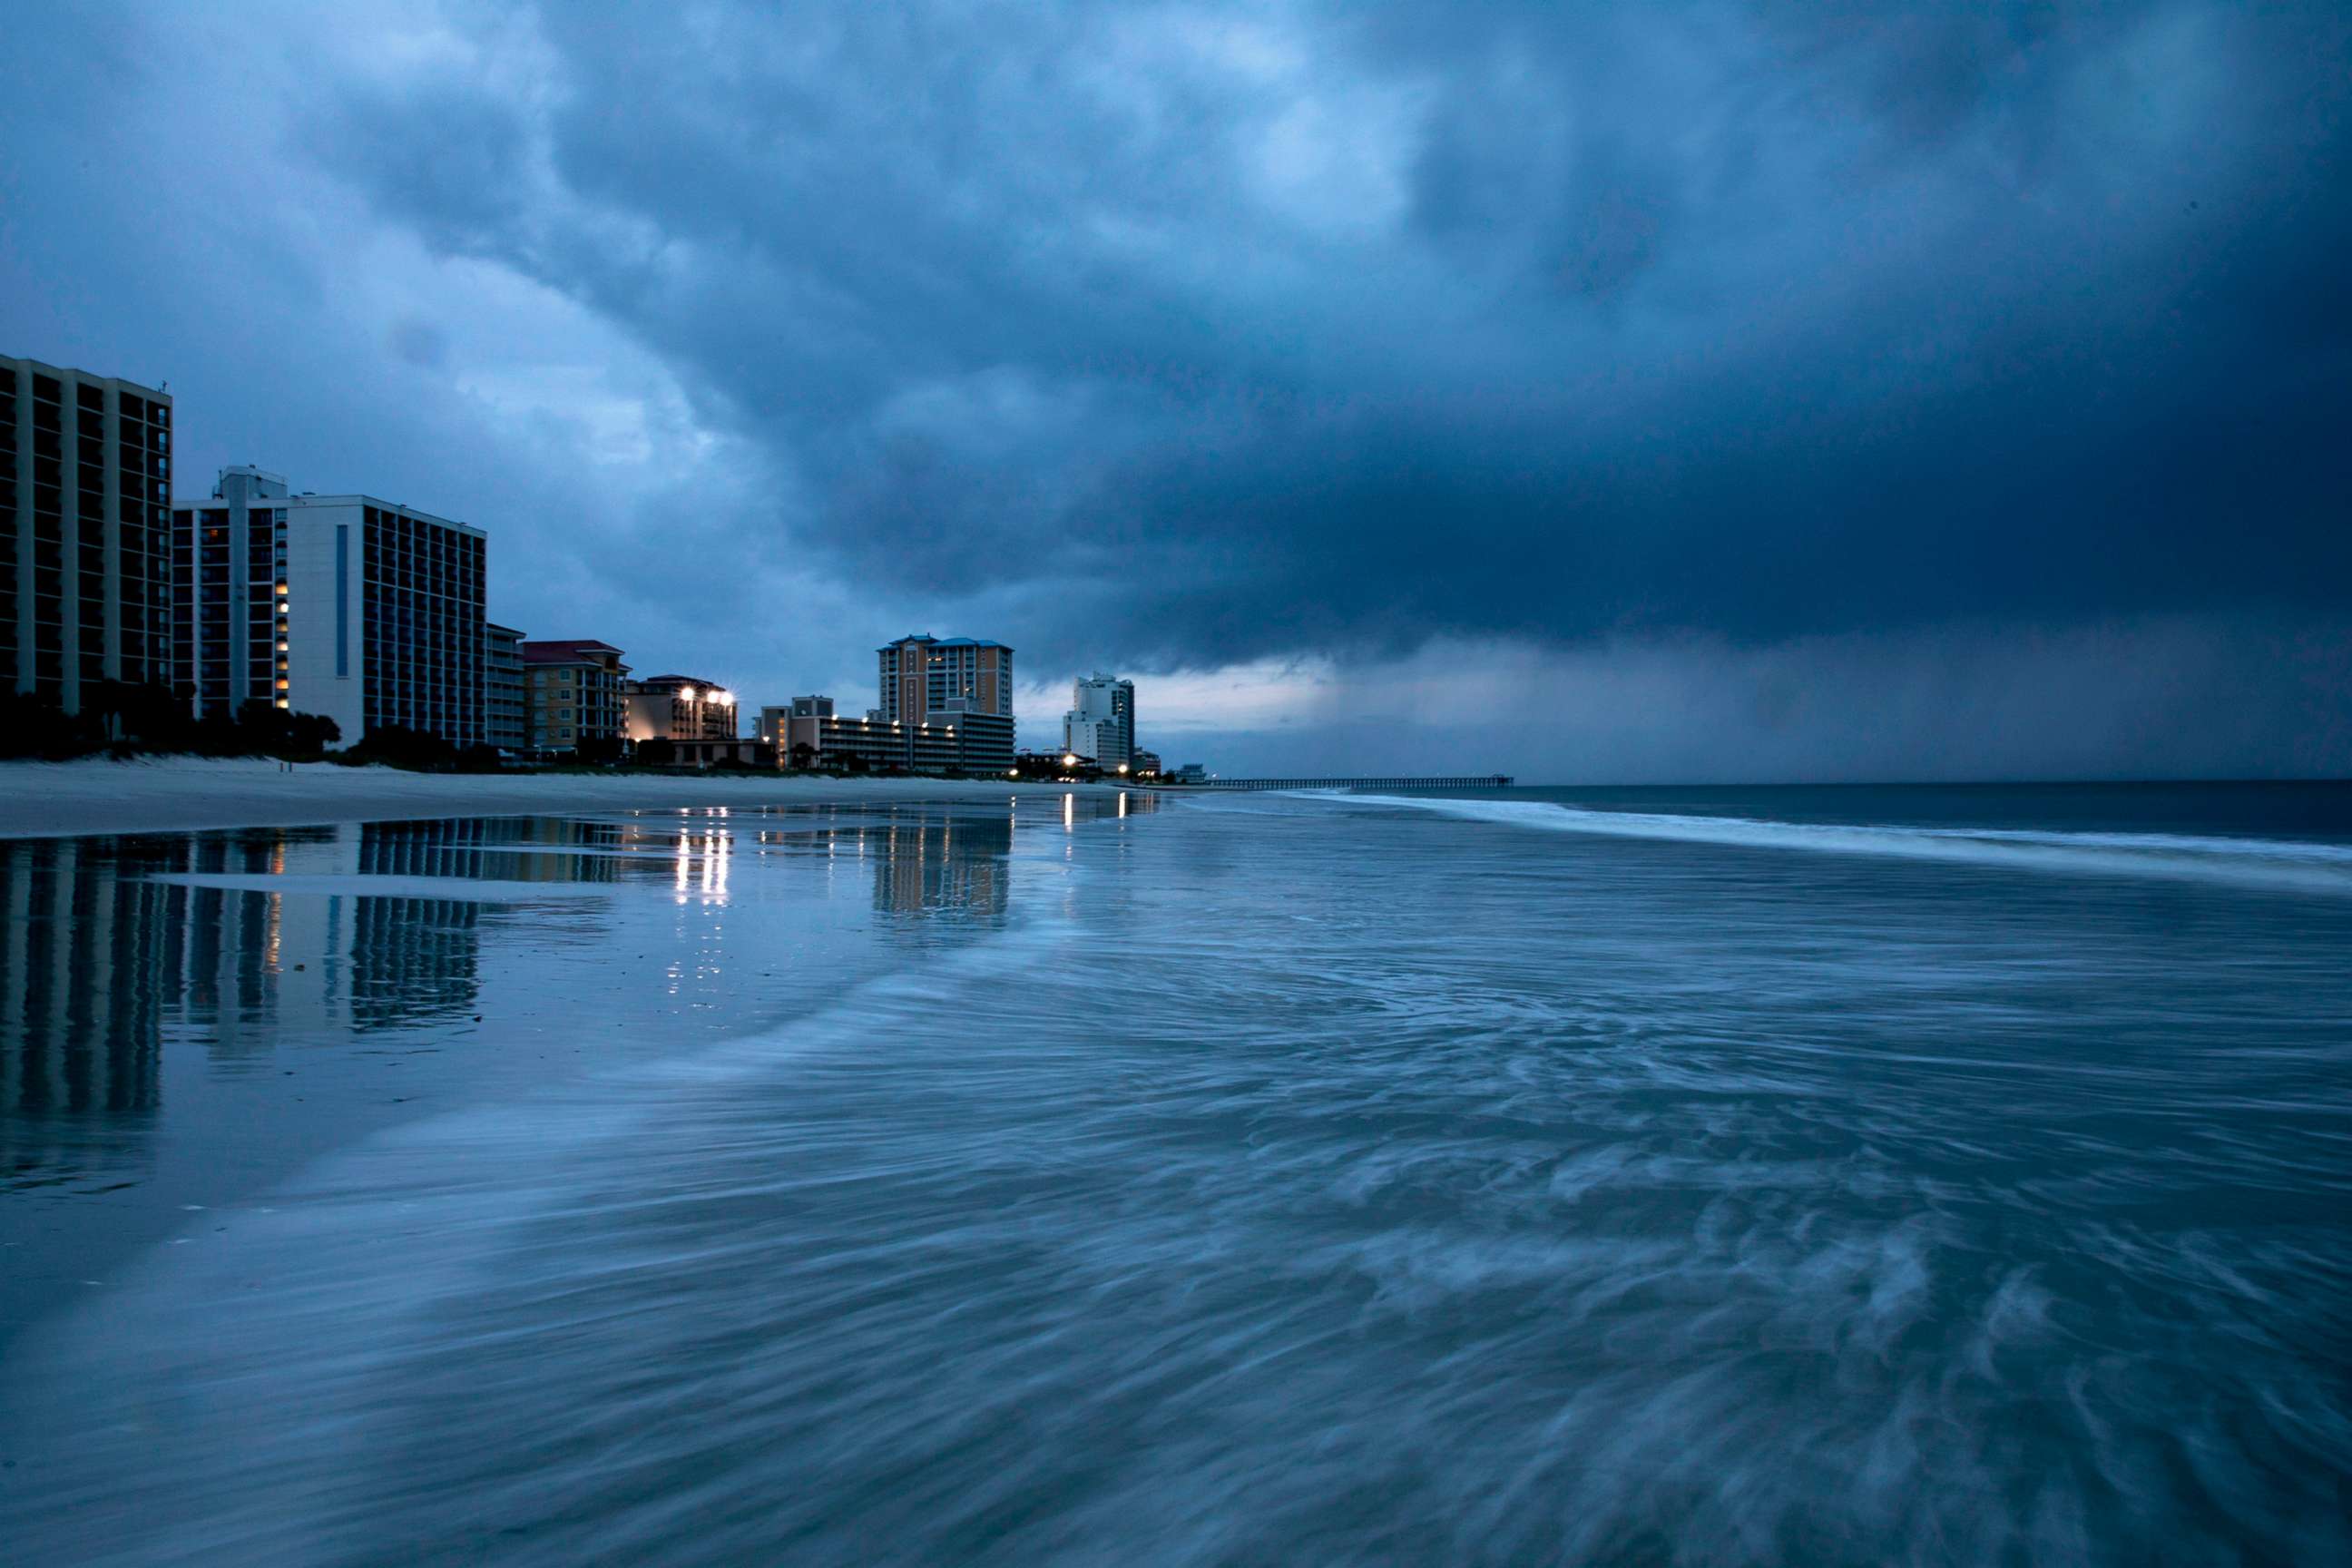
[3,781,2349,1565]
[0,756,1115,838]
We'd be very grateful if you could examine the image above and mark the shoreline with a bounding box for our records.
[0,756,1128,840]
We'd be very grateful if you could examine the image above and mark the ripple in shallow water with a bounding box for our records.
[3,790,2349,1566]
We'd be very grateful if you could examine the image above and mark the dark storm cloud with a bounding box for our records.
[35,0,2352,695]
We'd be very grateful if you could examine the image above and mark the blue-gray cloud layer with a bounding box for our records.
[5,1,2347,777]
[292,1,2351,667]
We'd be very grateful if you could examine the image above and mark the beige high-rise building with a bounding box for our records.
[877,633,1014,774]
[877,634,1013,726]
[2,354,175,712]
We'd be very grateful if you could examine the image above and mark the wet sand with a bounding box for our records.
[0,757,1112,838]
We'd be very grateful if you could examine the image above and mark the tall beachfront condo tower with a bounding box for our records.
[2,354,175,713]
[877,633,1015,773]
[1063,673,1135,769]
[171,470,487,746]
[171,465,289,720]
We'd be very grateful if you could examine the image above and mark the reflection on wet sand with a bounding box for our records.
[1,797,1150,1195]
[0,838,170,1118]
[732,791,1153,931]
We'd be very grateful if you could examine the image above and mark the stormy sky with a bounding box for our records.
[5,2,2347,779]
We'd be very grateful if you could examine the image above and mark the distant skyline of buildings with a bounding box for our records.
[770,636,1019,775]
[5,350,1200,776]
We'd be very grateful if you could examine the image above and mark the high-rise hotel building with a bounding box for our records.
[172,467,487,745]
[877,633,1015,773]
[3,354,174,712]
[1063,673,1135,769]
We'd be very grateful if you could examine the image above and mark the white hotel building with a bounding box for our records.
[1063,673,1135,769]
[172,466,487,745]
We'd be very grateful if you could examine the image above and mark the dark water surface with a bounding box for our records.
[2,784,2347,1565]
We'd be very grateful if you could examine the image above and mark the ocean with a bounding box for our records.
[2,782,2347,1565]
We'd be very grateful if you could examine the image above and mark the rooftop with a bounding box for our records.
[1,351,171,399]
[879,634,1012,652]
[522,639,626,664]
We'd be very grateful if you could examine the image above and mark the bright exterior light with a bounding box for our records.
[710,690,731,707]
[1063,752,1079,767]
[681,686,699,702]
[1117,763,1129,774]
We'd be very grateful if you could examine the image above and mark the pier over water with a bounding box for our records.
[1152,775,1514,792]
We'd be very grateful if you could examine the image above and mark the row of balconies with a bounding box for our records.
[362,524,480,550]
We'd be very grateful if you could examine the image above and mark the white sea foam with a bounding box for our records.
[1344,795,2352,894]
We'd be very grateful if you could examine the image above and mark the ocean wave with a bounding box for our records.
[1342,796,2352,894]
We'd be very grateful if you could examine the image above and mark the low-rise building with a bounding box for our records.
[756,694,832,748]
[649,738,772,769]
[522,639,628,752]
[783,707,1013,776]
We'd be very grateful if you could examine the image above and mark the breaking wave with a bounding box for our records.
[1345,795,2352,894]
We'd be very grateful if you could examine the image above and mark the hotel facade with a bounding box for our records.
[875,633,1015,774]
[171,468,488,745]
[756,694,834,747]
[521,639,629,752]
[780,706,1006,775]
[1063,672,1135,769]
[485,622,526,751]
[2,354,175,713]
[623,674,739,747]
